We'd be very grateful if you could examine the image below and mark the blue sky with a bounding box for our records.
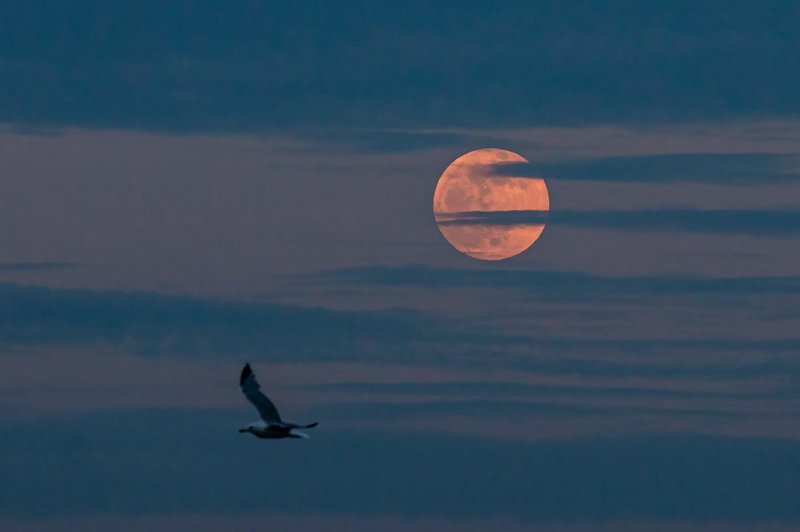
[1,2,800,530]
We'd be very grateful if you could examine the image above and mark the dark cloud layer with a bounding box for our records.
[492,153,800,184]
[0,283,445,360]
[3,1,800,131]
[309,265,800,296]
[298,381,785,408]
[5,278,798,378]
[301,265,800,375]
[292,129,500,153]
[437,209,800,236]
[0,262,76,272]
[2,408,800,523]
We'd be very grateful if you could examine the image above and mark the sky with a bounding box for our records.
[1,2,800,530]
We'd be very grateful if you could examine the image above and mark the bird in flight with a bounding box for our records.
[238,363,318,439]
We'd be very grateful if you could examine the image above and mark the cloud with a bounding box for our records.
[6,274,798,382]
[3,1,800,131]
[0,262,77,272]
[0,282,448,360]
[491,153,800,184]
[299,265,800,367]
[289,129,500,153]
[436,209,800,236]
[308,265,800,296]
[295,381,798,425]
[6,278,797,370]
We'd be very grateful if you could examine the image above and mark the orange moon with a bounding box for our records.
[433,148,549,260]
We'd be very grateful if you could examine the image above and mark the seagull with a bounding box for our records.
[238,363,318,439]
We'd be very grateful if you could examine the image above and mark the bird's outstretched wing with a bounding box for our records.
[240,363,283,423]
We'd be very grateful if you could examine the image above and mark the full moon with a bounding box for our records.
[433,148,549,260]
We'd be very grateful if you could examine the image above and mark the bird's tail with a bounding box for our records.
[298,422,319,429]
[289,430,310,439]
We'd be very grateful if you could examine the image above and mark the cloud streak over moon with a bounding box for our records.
[437,209,800,236]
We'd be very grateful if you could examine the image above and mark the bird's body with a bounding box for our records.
[238,363,318,440]
[239,420,317,439]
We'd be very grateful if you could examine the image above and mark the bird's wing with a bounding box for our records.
[239,363,283,423]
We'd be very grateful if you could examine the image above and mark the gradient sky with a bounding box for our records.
[2,2,800,531]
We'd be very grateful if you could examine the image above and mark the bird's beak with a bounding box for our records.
[238,428,247,433]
